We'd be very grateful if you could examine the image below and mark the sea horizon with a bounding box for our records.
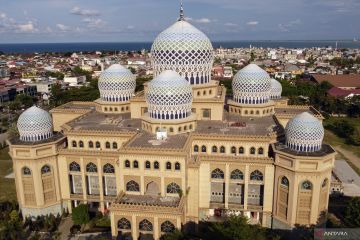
[1,40,359,54]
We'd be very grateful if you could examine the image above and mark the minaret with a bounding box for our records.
[179,1,185,21]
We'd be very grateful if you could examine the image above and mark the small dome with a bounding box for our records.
[98,64,136,102]
[285,112,324,152]
[270,79,282,99]
[17,106,53,142]
[232,64,271,104]
[146,70,192,120]
[151,20,214,85]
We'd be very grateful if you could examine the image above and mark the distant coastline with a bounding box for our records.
[0,40,359,54]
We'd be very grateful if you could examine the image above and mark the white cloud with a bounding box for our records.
[185,17,213,24]
[225,22,238,27]
[82,18,106,29]
[0,12,38,33]
[246,21,259,26]
[127,25,135,30]
[70,6,100,17]
[56,23,71,32]
[278,19,301,32]
[16,21,37,32]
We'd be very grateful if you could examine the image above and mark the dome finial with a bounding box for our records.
[179,0,185,21]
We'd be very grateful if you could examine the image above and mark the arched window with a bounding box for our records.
[69,162,80,172]
[166,162,172,170]
[139,219,153,231]
[170,127,174,132]
[88,141,94,148]
[105,142,110,149]
[220,146,225,153]
[95,141,101,148]
[86,163,97,173]
[211,168,224,179]
[145,161,151,169]
[103,163,115,174]
[281,176,289,188]
[118,218,131,230]
[72,141,77,147]
[23,167,31,175]
[194,145,199,152]
[167,182,181,194]
[175,162,181,170]
[322,178,328,188]
[126,180,140,192]
[201,145,207,153]
[41,165,51,174]
[212,146,218,153]
[161,221,175,233]
[79,141,84,148]
[239,147,244,154]
[250,170,263,181]
[125,160,130,168]
[133,160,139,168]
[154,161,159,169]
[250,147,256,155]
[230,169,244,180]
[258,147,264,155]
[231,146,236,154]
[178,127,182,132]
[112,142,117,149]
[301,180,312,190]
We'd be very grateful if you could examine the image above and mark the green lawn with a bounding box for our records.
[324,130,360,175]
[0,147,16,202]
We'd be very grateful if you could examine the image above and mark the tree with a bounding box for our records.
[205,215,267,240]
[72,204,90,232]
[161,229,186,240]
[344,197,360,227]
[15,94,34,109]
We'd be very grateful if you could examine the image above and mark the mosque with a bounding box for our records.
[8,4,335,240]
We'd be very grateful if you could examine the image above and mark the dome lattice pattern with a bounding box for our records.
[270,78,282,99]
[17,106,53,142]
[98,64,136,102]
[285,112,324,152]
[146,70,192,120]
[151,20,214,85]
[232,64,271,104]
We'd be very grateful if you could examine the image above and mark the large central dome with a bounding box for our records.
[151,8,214,85]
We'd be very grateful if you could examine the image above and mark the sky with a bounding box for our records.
[0,0,359,43]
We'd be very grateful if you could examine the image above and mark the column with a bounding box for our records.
[161,177,165,196]
[80,157,87,202]
[98,158,104,212]
[132,215,138,240]
[243,165,249,210]
[141,176,145,195]
[110,212,116,236]
[225,164,229,208]
[153,216,159,240]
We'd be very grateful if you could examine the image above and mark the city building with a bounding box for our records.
[7,5,335,240]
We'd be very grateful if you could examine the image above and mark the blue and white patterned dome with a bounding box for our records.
[270,79,282,99]
[98,64,136,102]
[151,18,214,85]
[285,112,324,152]
[232,64,271,104]
[17,106,53,142]
[146,70,192,120]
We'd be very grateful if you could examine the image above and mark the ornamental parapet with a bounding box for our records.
[196,154,274,164]
[109,192,185,215]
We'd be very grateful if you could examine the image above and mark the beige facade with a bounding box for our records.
[8,79,336,239]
